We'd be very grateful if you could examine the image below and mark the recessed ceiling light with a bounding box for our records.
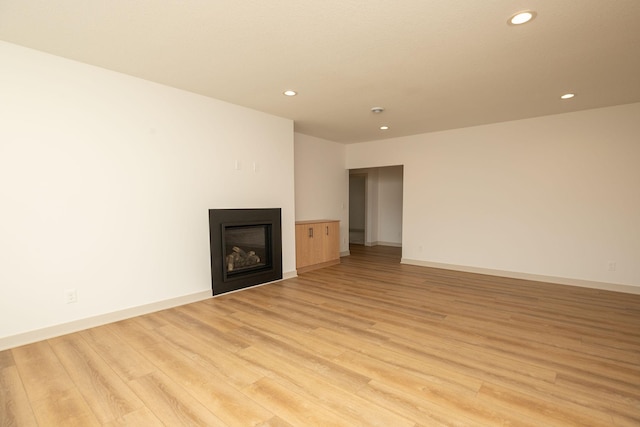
[508,11,536,25]
[283,90,297,96]
[371,107,384,114]
[560,93,575,100]
[380,125,390,130]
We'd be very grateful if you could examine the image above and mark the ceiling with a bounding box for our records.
[1,1,639,143]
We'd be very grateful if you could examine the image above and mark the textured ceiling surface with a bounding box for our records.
[1,0,639,143]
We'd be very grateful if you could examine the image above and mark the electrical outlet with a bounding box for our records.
[608,261,617,272]
[65,289,78,304]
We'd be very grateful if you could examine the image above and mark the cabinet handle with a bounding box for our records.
[308,227,313,238]
[326,225,329,235]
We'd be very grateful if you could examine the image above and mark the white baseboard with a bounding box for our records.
[340,250,351,257]
[401,258,640,295]
[0,271,300,351]
[0,290,213,351]
[283,270,297,280]
[365,241,402,247]
[377,241,402,247]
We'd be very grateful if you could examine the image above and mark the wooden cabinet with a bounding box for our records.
[295,220,340,273]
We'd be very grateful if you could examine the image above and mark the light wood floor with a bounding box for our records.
[2,245,639,426]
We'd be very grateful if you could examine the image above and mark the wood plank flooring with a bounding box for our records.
[2,245,639,426]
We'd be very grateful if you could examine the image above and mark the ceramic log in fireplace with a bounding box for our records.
[208,208,282,295]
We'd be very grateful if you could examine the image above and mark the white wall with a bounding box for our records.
[364,169,379,246]
[294,133,349,254]
[0,41,296,344]
[348,175,366,231]
[377,166,403,246]
[346,103,640,291]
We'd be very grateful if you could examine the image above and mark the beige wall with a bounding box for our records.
[346,103,640,291]
[0,41,296,345]
[294,133,349,254]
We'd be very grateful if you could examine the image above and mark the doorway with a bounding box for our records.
[349,166,403,248]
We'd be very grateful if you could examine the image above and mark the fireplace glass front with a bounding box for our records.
[223,225,271,277]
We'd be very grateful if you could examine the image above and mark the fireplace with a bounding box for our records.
[208,208,282,295]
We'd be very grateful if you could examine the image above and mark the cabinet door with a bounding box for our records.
[322,221,340,262]
[295,223,312,268]
[295,223,323,268]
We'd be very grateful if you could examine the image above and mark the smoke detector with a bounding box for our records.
[371,107,384,114]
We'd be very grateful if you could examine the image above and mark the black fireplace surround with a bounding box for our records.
[208,208,282,295]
